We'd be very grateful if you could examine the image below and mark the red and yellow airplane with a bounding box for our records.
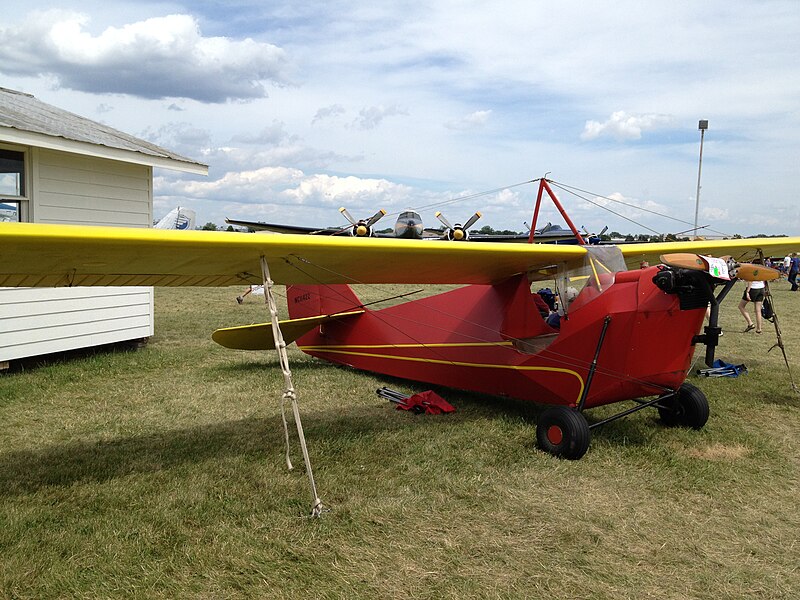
[0,202,797,514]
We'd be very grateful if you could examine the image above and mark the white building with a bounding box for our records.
[0,87,207,366]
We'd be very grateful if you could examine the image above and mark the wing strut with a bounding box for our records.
[260,256,324,517]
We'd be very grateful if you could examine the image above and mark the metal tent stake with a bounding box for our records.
[260,256,323,517]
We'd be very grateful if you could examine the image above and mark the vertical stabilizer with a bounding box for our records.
[154,206,197,230]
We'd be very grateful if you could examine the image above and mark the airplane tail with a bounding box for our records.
[154,206,196,230]
[286,284,363,320]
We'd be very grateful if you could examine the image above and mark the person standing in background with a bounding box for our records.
[789,253,799,291]
[739,279,765,333]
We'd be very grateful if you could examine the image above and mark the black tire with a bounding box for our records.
[657,383,709,429]
[536,406,591,460]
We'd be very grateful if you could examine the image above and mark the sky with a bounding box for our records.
[0,1,798,237]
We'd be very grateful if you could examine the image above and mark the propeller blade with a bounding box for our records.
[339,207,357,226]
[735,263,780,282]
[435,211,453,230]
[365,209,387,227]
[462,211,482,231]
[659,253,707,270]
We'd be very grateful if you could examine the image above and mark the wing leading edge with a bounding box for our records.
[0,222,587,288]
[0,222,797,289]
[618,238,800,270]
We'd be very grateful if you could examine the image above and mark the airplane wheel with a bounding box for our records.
[536,406,590,460]
[657,383,709,429]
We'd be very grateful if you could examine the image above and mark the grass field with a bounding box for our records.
[1,281,799,599]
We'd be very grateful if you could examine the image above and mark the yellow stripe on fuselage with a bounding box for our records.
[301,341,515,349]
[298,344,585,403]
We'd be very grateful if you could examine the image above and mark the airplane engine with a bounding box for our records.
[652,267,716,310]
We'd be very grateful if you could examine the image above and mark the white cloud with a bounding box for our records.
[581,111,674,141]
[444,110,492,130]
[231,121,296,145]
[0,11,289,102]
[155,166,304,200]
[155,167,412,210]
[350,105,408,130]
[701,206,729,221]
[311,104,346,124]
[281,174,412,207]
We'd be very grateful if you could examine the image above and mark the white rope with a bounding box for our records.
[260,256,324,517]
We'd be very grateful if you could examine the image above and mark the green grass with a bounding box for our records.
[1,282,799,599]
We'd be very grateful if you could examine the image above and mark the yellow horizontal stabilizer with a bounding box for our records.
[212,310,365,350]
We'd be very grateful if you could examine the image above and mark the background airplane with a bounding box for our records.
[227,208,582,243]
[154,206,197,230]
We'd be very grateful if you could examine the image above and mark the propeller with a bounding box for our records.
[734,263,780,282]
[339,207,386,237]
[581,225,608,244]
[659,253,780,281]
[435,211,482,241]
[659,253,708,271]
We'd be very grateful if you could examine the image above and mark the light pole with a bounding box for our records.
[694,119,708,239]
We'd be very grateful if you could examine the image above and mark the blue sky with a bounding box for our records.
[1,0,798,236]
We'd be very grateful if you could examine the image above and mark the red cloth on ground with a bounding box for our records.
[395,390,456,414]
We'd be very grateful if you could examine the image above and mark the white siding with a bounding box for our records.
[0,149,155,362]
[34,149,152,226]
[0,287,153,361]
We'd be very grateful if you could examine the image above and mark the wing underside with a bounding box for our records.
[0,222,588,287]
[0,222,797,289]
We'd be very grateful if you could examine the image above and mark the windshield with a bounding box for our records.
[556,246,626,314]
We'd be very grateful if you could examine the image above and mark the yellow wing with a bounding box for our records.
[0,222,589,287]
[0,222,797,288]
[619,238,800,270]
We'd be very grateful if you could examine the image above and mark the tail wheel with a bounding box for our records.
[657,383,709,429]
[536,406,591,460]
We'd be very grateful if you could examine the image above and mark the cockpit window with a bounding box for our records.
[557,246,626,314]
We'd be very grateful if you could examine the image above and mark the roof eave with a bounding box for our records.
[0,126,209,176]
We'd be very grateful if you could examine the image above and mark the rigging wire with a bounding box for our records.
[382,179,537,223]
[549,180,734,238]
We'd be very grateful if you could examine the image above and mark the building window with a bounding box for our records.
[0,148,27,222]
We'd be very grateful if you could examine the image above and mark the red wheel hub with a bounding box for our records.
[547,425,564,445]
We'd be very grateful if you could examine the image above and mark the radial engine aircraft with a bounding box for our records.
[0,179,797,515]
[226,207,420,239]
[226,207,580,243]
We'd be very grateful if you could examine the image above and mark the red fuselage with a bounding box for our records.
[288,266,704,410]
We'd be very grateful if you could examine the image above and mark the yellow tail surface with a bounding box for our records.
[212,310,364,350]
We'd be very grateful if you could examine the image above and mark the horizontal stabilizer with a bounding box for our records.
[211,310,364,350]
